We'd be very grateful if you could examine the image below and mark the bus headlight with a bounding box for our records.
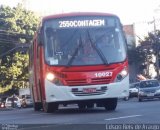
[115,67,128,82]
[46,73,55,81]
[46,72,63,86]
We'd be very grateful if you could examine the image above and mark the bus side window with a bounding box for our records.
[45,27,58,58]
[29,42,34,67]
[37,44,39,58]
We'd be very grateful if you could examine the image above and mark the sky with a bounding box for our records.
[0,0,160,24]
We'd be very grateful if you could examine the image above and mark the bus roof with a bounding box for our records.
[42,12,118,22]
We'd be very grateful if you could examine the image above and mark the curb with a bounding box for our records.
[0,108,14,111]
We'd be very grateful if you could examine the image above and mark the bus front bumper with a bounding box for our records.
[44,76,129,103]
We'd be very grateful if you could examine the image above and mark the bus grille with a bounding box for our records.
[65,77,111,86]
[71,87,107,96]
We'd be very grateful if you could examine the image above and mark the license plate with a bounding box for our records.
[147,93,154,96]
[83,88,96,93]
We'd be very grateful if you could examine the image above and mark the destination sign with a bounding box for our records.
[59,19,105,28]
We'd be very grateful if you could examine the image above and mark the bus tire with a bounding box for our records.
[43,102,58,113]
[104,98,117,111]
[34,102,42,111]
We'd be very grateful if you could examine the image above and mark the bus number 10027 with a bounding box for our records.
[95,72,112,78]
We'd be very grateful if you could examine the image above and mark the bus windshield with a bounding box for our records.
[43,16,127,66]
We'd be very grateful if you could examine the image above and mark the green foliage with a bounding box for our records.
[0,52,29,93]
[136,30,160,78]
[0,4,40,44]
[0,4,40,94]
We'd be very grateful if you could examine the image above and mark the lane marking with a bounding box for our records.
[105,115,142,121]
[0,113,49,121]
[19,124,64,130]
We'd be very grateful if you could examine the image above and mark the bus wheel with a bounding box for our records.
[34,102,42,111]
[43,102,58,113]
[104,98,117,111]
[78,103,86,110]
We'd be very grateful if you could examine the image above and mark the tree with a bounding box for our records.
[136,31,160,79]
[0,4,40,94]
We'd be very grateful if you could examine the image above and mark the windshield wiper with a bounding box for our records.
[87,30,108,65]
[66,36,83,67]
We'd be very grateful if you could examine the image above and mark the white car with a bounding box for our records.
[129,82,139,97]
[21,95,33,108]
[5,95,21,108]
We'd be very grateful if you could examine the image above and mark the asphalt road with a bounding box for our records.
[0,98,160,130]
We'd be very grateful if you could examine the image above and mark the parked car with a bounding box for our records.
[21,95,33,108]
[5,95,21,108]
[138,79,160,102]
[129,82,139,97]
[123,96,129,101]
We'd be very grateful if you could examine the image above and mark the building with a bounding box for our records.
[123,24,137,83]
[123,24,136,49]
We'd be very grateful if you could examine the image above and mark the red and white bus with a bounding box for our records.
[29,12,129,113]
